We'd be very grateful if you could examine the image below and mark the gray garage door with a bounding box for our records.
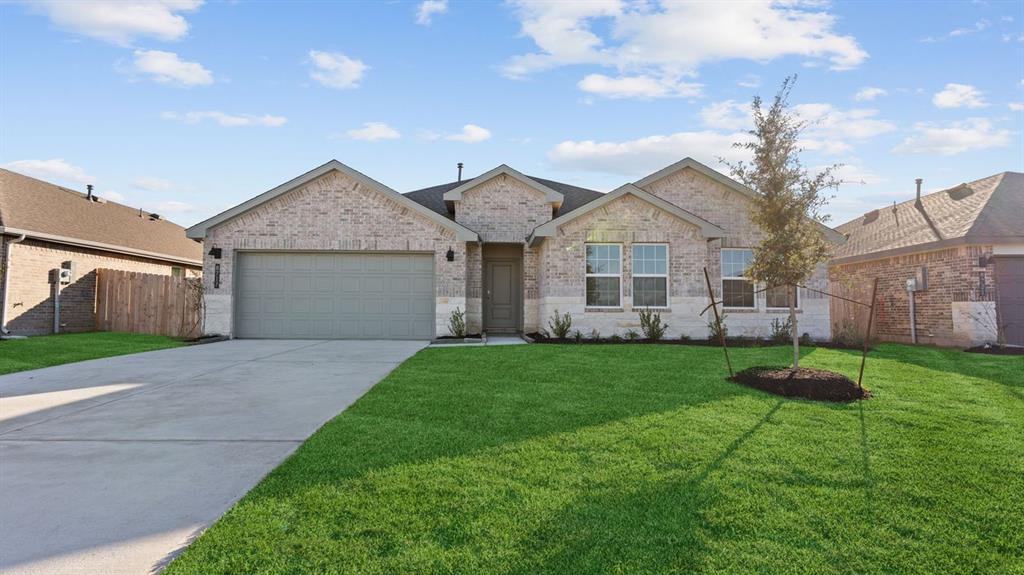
[235,252,435,339]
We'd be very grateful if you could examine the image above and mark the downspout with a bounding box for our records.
[1,233,27,335]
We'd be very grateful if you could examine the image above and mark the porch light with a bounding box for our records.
[446,247,455,262]
[208,247,222,259]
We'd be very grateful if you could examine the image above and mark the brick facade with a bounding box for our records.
[829,245,997,347]
[202,169,465,337]
[453,174,553,243]
[1,238,198,335]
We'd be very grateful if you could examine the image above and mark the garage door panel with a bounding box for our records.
[235,252,434,339]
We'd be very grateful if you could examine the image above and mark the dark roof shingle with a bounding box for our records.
[0,169,203,264]
[403,175,604,219]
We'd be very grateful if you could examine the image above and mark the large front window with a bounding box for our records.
[586,244,621,307]
[632,244,668,307]
[721,248,754,308]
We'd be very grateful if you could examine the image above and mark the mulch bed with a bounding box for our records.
[729,366,870,403]
[526,333,868,350]
[965,344,1024,356]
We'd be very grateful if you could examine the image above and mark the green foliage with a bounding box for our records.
[548,309,573,339]
[166,344,1024,575]
[0,332,183,376]
[638,308,669,341]
[832,317,864,347]
[589,328,601,341]
[770,316,793,345]
[572,329,583,343]
[447,307,467,338]
[625,329,640,342]
[609,333,623,343]
[707,312,729,341]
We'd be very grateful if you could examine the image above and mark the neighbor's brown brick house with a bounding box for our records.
[0,169,203,335]
[186,158,843,340]
[829,172,1024,347]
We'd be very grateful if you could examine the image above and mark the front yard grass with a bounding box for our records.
[166,343,1023,575]
[0,332,184,375]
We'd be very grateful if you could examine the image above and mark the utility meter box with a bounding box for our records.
[906,278,917,292]
[58,268,72,285]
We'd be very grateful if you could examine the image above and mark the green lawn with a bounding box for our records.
[0,332,184,375]
[166,344,1023,575]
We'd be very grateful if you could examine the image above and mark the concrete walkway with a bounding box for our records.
[0,339,427,575]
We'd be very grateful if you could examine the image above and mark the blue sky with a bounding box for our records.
[2,0,1022,228]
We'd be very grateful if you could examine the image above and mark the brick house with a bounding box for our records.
[0,169,203,336]
[829,172,1024,347]
[186,158,843,340]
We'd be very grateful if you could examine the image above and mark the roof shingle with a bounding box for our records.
[403,174,604,219]
[0,169,203,264]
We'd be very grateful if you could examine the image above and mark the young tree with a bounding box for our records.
[725,76,839,370]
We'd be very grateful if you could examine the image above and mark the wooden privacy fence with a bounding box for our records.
[95,269,202,338]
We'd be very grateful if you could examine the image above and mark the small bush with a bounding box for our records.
[625,329,640,342]
[589,328,601,341]
[769,316,792,345]
[832,317,863,347]
[573,329,583,343]
[800,332,813,346]
[707,312,728,341]
[610,333,623,343]
[679,333,691,343]
[447,307,466,338]
[638,308,669,341]
[548,309,573,339]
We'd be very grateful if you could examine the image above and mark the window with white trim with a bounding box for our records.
[721,248,754,308]
[585,244,621,307]
[632,244,668,308]
[766,284,799,310]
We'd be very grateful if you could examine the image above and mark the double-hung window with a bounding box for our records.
[721,248,755,308]
[632,244,668,308]
[585,244,621,307]
[766,284,799,310]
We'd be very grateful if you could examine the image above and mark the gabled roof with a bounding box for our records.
[441,164,564,205]
[527,183,727,246]
[0,168,202,265]
[634,157,846,244]
[834,171,1024,264]
[405,175,603,219]
[186,160,478,241]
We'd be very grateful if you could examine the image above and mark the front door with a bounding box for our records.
[484,259,520,333]
[995,256,1024,346]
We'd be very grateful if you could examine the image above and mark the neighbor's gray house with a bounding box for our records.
[186,158,844,340]
[830,172,1024,347]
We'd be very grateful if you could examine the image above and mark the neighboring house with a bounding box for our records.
[830,172,1024,347]
[0,169,203,336]
[186,158,842,340]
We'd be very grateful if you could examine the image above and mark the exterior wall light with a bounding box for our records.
[208,247,222,259]
[446,247,455,262]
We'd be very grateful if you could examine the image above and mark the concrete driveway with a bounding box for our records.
[0,339,427,575]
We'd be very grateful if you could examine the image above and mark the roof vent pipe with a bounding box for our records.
[86,184,94,201]
[457,162,464,182]
[915,178,923,205]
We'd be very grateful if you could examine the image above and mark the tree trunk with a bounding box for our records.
[790,284,799,370]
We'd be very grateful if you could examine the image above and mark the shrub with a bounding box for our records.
[625,329,640,342]
[447,307,466,338]
[548,309,573,339]
[638,308,669,342]
[800,332,813,346]
[707,312,728,341]
[679,333,691,343]
[769,316,792,345]
[589,328,601,341]
[610,333,623,343]
[573,329,583,343]
[832,317,863,347]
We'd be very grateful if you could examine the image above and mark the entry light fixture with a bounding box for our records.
[208,247,222,259]
[446,247,455,262]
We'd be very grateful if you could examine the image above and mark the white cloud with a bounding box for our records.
[2,158,93,184]
[893,118,1011,155]
[416,0,447,25]
[854,87,887,101]
[307,50,367,89]
[149,200,196,214]
[445,124,491,143]
[503,0,867,92]
[1010,102,1024,111]
[932,83,987,108]
[346,122,401,141]
[827,163,886,186]
[132,176,173,191]
[161,111,287,127]
[698,100,895,153]
[949,19,989,37]
[28,0,202,46]
[547,130,753,176]
[101,190,126,203]
[132,49,212,86]
[578,73,701,99]
[737,74,761,89]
